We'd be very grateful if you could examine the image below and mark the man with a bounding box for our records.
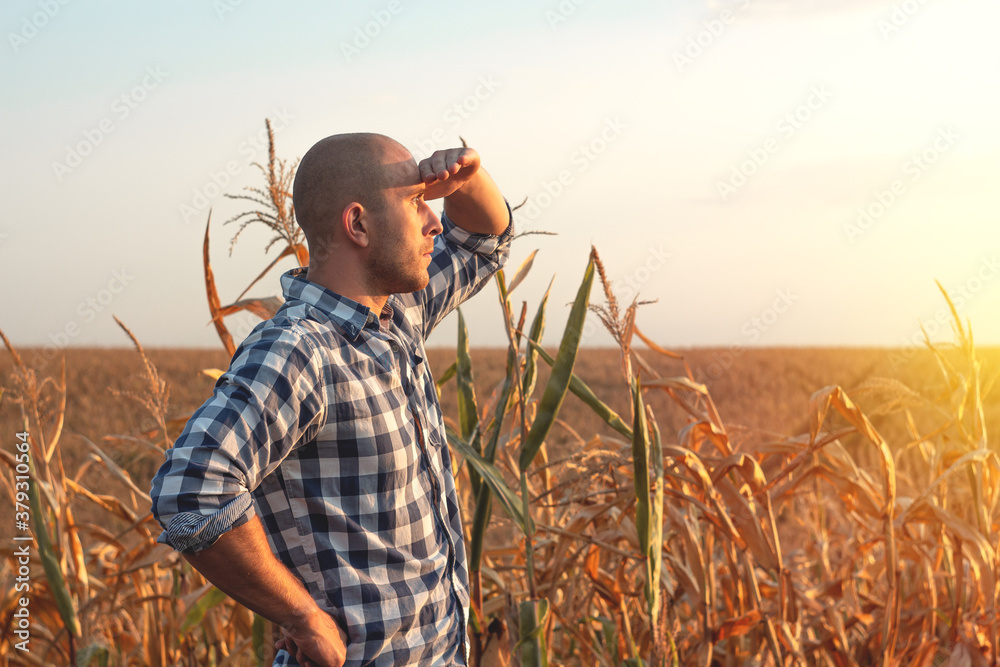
[149,133,512,667]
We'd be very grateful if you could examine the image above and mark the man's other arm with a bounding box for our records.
[149,326,341,664]
[183,516,348,667]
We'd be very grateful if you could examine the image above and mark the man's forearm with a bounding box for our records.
[182,514,321,628]
[184,515,348,665]
[443,167,509,237]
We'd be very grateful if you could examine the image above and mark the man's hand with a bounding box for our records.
[418,147,481,201]
[274,609,349,667]
[179,516,347,667]
[418,146,509,236]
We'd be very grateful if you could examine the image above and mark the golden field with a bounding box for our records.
[3,344,999,483]
[3,339,999,665]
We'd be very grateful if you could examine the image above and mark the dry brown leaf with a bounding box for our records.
[213,295,284,322]
[203,213,236,356]
[633,324,683,359]
[715,609,762,641]
[506,248,538,294]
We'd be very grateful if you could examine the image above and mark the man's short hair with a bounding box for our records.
[293,133,394,249]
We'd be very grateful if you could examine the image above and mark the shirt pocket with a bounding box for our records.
[333,390,408,472]
[329,396,439,530]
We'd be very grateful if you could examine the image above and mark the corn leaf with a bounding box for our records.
[522,277,554,402]
[203,212,236,357]
[520,253,595,471]
[449,431,533,535]
[507,248,539,294]
[212,296,284,322]
[181,586,229,634]
[631,375,651,562]
[528,339,632,440]
[78,644,110,667]
[436,361,457,387]
[28,457,81,637]
[252,613,267,667]
[648,408,664,640]
[456,309,482,497]
[516,598,550,667]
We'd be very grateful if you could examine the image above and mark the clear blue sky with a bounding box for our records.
[2,0,998,352]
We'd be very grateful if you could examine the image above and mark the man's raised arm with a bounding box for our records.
[419,147,509,236]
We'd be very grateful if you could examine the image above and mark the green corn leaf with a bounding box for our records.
[28,458,81,638]
[456,309,482,497]
[449,431,534,535]
[648,410,664,638]
[77,644,110,667]
[471,346,521,572]
[435,361,457,387]
[522,277,554,402]
[181,585,229,633]
[631,375,651,561]
[483,345,519,463]
[468,484,493,573]
[495,268,509,310]
[456,309,479,443]
[252,613,267,667]
[519,255,595,471]
[527,339,632,440]
[516,598,550,667]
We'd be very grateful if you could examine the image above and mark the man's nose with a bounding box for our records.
[422,200,443,236]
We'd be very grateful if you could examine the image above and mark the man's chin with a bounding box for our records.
[395,273,430,294]
[413,274,430,292]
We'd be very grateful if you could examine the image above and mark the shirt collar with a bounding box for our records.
[280,267,375,341]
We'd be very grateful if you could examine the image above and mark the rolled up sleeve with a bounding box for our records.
[149,323,327,553]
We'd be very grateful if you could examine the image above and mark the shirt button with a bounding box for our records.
[389,341,399,351]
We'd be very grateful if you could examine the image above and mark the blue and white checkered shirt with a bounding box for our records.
[149,209,512,666]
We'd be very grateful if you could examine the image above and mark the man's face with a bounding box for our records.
[366,147,443,295]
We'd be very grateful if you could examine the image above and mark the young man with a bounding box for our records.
[149,133,512,667]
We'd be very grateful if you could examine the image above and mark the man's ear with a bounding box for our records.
[340,202,370,249]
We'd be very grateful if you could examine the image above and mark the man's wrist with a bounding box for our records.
[280,597,326,631]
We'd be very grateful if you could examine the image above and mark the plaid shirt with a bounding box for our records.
[149,209,512,666]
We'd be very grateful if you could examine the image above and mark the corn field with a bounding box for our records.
[2,121,998,666]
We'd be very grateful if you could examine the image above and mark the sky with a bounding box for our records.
[1,0,998,354]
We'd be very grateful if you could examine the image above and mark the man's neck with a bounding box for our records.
[304,263,388,317]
